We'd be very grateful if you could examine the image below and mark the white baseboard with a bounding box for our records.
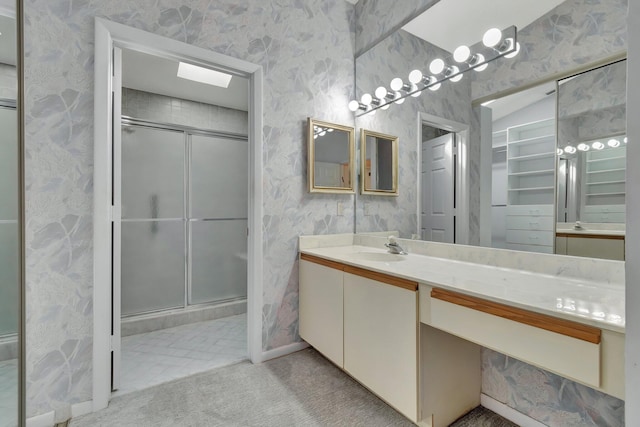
[26,411,55,427]
[71,400,94,418]
[261,341,309,362]
[481,393,547,427]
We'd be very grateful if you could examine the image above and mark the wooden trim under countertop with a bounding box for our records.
[431,288,601,344]
[299,253,418,291]
[556,232,624,240]
[300,253,345,271]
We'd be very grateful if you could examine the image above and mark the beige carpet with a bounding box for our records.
[71,348,514,426]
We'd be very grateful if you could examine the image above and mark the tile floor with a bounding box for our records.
[115,314,247,396]
[0,359,17,427]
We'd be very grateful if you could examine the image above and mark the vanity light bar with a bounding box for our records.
[349,26,519,116]
[558,134,627,155]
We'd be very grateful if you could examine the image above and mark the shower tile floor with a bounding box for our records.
[115,314,247,396]
[0,359,17,427]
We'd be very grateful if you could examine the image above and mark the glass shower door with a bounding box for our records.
[120,125,186,315]
[189,134,248,304]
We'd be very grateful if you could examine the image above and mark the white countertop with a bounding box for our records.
[300,245,625,333]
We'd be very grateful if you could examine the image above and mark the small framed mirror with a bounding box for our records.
[361,129,398,196]
[308,118,355,193]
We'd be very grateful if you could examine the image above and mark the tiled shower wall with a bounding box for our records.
[24,0,355,419]
[121,88,248,135]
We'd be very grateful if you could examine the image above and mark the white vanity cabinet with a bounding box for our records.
[299,254,420,422]
[343,270,418,422]
[299,256,344,367]
[555,233,625,260]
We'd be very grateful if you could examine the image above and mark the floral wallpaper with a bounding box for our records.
[483,349,624,427]
[24,0,355,419]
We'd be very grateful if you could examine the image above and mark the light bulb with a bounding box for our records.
[471,54,487,72]
[395,96,405,105]
[375,86,388,99]
[624,137,628,143]
[592,141,604,150]
[320,130,327,136]
[556,148,563,156]
[327,128,334,132]
[505,41,520,58]
[608,138,620,148]
[564,145,576,154]
[361,93,373,105]
[453,45,470,63]
[448,66,462,82]
[483,28,502,48]
[429,58,445,75]
[577,143,590,151]
[390,77,404,92]
[411,89,422,98]
[429,83,441,91]
[381,104,390,110]
[408,69,423,84]
[313,134,318,139]
[348,100,360,112]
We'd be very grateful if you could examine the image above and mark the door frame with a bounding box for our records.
[417,112,470,244]
[93,17,264,411]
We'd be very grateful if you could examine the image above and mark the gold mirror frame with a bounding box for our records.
[360,129,398,196]
[307,118,356,194]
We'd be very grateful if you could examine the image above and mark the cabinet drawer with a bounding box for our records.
[506,229,554,246]
[506,215,554,231]
[506,204,553,216]
[427,289,601,388]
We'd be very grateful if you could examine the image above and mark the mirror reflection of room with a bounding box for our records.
[0,8,19,427]
[309,119,354,192]
[361,129,397,195]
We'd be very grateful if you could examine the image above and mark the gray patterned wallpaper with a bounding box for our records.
[355,29,474,241]
[122,88,249,135]
[24,0,355,419]
[472,0,627,101]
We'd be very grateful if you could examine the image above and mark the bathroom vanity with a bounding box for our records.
[299,234,625,427]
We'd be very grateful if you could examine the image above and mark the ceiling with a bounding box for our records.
[485,81,556,121]
[122,48,249,112]
[0,14,16,66]
[402,0,565,53]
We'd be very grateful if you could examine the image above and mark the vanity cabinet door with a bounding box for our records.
[343,272,418,422]
[299,259,344,367]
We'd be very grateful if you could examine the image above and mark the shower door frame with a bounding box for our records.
[93,17,264,412]
[118,117,250,317]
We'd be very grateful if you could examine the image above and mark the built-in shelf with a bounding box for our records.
[586,180,626,186]
[587,168,626,174]
[508,169,555,177]
[507,134,555,146]
[586,156,626,163]
[587,192,626,197]
[509,152,555,161]
[508,186,555,192]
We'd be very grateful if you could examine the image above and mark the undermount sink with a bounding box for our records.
[350,252,406,262]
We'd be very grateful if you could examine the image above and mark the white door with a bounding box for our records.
[111,46,123,391]
[421,133,455,243]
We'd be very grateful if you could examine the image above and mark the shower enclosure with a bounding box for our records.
[118,119,248,317]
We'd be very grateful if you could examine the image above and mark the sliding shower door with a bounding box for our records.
[190,135,248,304]
[120,125,186,315]
[119,123,247,317]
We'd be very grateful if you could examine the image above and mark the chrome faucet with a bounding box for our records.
[385,236,407,255]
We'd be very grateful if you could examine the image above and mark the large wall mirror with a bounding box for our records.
[0,0,23,425]
[307,118,355,194]
[353,0,626,261]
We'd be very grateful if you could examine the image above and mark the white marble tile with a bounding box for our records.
[115,314,247,397]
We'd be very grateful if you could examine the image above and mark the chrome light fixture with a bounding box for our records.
[349,26,519,116]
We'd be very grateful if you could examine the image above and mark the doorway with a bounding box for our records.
[94,18,264,410]
[418,113,469,244]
